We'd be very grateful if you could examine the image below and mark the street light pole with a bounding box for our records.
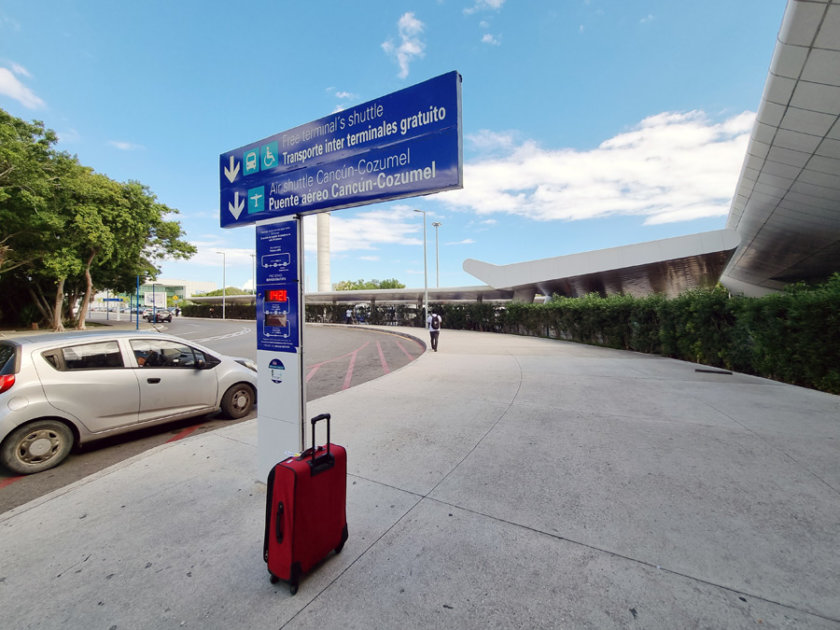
[432,221,441,288]
[216,250,226,320]
[414,209,428,322]
[250,253,256,297]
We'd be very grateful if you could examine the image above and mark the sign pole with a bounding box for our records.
[255,216,306,477]
[296,214,306,452]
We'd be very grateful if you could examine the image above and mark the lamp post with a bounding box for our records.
[250,253,256,297]
[432,221,441,288]
[414,209,428,322]
[216,250,226,320]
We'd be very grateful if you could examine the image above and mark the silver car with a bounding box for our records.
[0,331,257,474]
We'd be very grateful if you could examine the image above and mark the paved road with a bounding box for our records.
[0,320,425,513]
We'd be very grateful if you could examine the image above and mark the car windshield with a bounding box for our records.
[0,343,15,374]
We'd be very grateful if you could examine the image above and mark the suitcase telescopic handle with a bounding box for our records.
[308,413,335,476]
[310,413,331,459]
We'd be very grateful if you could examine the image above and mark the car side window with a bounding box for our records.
[48,341,125,370]
[130,339,197,368]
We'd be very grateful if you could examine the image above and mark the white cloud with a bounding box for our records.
[447,238,475,245]
[466,129,519,154]
[108,140,144,151]
[481,33,500,46]
[10,62,30,77]
[327,86,357,100]
[442,110,755,225]
[0,64,45,109]
[381,12,425,79]
[464,0,507,15]
[303,207,423,255]
[0,15,21,31]
[187,244,255,270]
[640,14,655,24]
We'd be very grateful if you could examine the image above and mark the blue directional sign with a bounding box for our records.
[256,221,299,353]
[220,71,462,228]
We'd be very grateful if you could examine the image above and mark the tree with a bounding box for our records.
[203,287,250,297]
[0,108,196,330]
[378,278,405,289]
[334,278,406,290]
[70,178,195,330]
[0,110,58,277]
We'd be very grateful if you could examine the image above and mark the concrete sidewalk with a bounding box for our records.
[1,327,838,629]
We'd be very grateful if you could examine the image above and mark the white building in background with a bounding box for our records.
[157,278,217,298]
[92,278,219,311]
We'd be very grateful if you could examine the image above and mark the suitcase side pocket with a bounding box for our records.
[275,502,284,543]
[263,466,276,563]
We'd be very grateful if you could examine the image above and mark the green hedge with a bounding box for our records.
[497,276,840,395]
[184,274,840,394]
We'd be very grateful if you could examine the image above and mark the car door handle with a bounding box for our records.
[147,378,161,384]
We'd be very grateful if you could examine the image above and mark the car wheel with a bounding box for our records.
[221,384,255,419]
[0,420,74,474]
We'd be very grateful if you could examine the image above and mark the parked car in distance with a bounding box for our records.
[144,309,172,323]
[0,331,258,474]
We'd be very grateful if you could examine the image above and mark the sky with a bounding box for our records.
[0,0,789,293]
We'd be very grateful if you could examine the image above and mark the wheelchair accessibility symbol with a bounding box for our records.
[262,141,279,170]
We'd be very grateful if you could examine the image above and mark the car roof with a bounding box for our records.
[1,330,171,350]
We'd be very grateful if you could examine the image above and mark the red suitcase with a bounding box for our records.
[263,413,348,594]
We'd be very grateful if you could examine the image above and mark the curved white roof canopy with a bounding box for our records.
[464,0,839,301]
[721,0,840,296]
[464,230,740,300]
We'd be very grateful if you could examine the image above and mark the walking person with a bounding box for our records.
[427,310,442,352]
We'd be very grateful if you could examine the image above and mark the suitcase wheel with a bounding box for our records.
[268,572,298,595]
[335,524,349,554]
[288,564,302,596]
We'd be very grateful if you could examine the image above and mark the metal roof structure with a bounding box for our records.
[304,285,515,305]
[463,0,840,300]
[721,0,840,296]
[464,230,740,300]
[190,285,516,308]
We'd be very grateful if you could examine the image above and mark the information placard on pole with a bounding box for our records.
[254,216,305,478]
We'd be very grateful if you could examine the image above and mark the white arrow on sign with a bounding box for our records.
[228,191,245,220]
[224,155,240,183]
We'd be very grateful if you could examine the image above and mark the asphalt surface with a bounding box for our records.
[0,320,424,512]
[1,325,838,629]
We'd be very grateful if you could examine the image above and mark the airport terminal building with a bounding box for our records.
[308,1,839,308]
[198,0,837,313]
